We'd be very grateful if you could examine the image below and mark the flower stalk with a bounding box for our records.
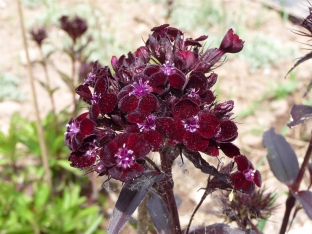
[17,0,52,188]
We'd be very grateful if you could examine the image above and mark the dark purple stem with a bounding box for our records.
[279,132,312,234]
[159,145,181,234]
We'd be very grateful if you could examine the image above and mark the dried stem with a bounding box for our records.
[71,45,77,117]
[279,131,312,234]
[17,0,52,188]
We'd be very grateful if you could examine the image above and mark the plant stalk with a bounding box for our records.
[159,146,181,234]
[39,46,59,134]
[71,45,77,117]
[279,131,312,234]
[17,0,52,189]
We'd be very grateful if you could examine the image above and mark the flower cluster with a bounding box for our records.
[64,24,261,192]
[30,27,47,47]
[219,188,277,229]
[59,16,88,43]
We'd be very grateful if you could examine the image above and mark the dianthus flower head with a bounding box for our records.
[59,15,88,43]
[64,24,259,194]
[30,27,47,47]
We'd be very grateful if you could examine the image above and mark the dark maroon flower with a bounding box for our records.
[231,155,262,194]
[76,77,117,119]
[219,28,244,54]
[30,27,47,47]
[69,140,98,169]
[59,15,88,43]
[101,133,151,182]
[65,112,96,151]
[126,111,164,151]
[117,74,159,113]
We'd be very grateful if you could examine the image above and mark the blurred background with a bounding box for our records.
[0,0,311,233]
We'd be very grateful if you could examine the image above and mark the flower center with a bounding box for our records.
[182,115,200,132]
[84,72,96,84]
[187,88,200,98]
[137,115,156,132]
[243,169,256,181]
[114,143,135,168]
[129,79,152,97]
[91,93,101,104]
[65,122,79,135]
[161,61,174,75]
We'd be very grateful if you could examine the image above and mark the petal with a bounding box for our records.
[90,103,100,120]
[254,170,262,187]
[149,71,168,94]
[143,131,163,151]
[198,113,220,139]
[103,141,118,167]
[138,94,159,112]
[94,77,108,96]
[69,151,96,169]
[120,163,145,182]
[119,95,139,113]
[185,71,207,95]
[231,172,245,189]
[168,69,186,89]
[79,118,96,135]
[183,131,209,152]
[76,85,92,101]
[234,155,250,171]
[219,143,240,158]
[113,133,131,148]
[241,180,255,194]
[99,93,117,115]
[215,120,238,142]
[76,112,89,122]
[117,85,134,100]
[204,140,219,156]
[155,117,174,137]
[172,99,200,119]
[144,64,161,76]
[126,111,149,124]
[127,134,150,158]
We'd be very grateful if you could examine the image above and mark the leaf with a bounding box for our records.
[263,128,299,186]
[107,170,164,234]
[187,223,247,234]
[292,190,312,219]
[287,104,312,128]
[34,183,50,210]
[146,192,172,234]
[85,215,104,234]
[182,149,228,180]
[286,51,312,77]
[57,70,75,90]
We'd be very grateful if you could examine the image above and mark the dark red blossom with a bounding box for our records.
[231,155,262,194]
[76,77,117,119]
[101,133,151,182]
[219,28,244,54]
[59,15,88,43]
[126,111,164,151]
[65,112,96,151]
[69,140,98,169]
[30,27,47,47]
